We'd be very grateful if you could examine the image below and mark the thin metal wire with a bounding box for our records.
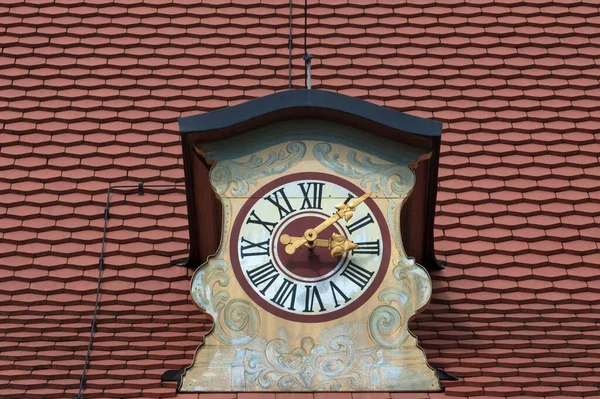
[75,187,111,399]
[74,182,183,399]
[288,0,293,89]
[303,0,311,89]
[303,0,308,52]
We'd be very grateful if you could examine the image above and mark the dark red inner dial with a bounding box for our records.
[273,214,347,280]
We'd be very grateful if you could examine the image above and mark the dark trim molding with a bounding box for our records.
[179,89,442,138]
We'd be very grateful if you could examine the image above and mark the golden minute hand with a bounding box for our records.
[284,192,371,255]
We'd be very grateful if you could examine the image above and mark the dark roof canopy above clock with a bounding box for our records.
[179,89,445,271]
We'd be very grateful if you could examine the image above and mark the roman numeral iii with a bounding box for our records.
[346,213,374,234]
[298,182,325,210]
[352,240,380,255]
[264,188,295,219]
[240,237,269,258]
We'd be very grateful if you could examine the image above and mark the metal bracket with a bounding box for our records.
[436,368,459,381]
[161,369,185,382]
[303,53,313,89]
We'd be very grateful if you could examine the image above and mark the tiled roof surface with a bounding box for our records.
[1,0,599,398]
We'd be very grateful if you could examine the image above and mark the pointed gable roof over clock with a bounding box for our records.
[179,89,445,273]
[0,0,598,398]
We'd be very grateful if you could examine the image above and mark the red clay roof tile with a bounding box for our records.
[1,0,599,398]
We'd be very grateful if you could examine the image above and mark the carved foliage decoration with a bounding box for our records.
[313,143,414,197]
[246,336,381,391]
[192,260,260,346]
[210,142,306,196]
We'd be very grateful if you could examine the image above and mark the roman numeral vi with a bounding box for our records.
[303,285,325,313]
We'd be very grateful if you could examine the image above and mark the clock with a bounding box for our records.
[176,90,443,392]
[230,172,391,322]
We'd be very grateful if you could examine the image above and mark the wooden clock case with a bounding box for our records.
[176,89,444,392]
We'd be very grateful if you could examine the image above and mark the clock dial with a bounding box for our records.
[230,172,391,322]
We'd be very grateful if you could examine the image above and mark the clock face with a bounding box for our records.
[230,172,391,322]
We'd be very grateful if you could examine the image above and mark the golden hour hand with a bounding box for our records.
[280,233,358,257]
[283,192,371,255]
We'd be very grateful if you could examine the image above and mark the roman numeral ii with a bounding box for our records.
[346,213,374,234]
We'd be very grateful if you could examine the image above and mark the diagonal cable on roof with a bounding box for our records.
[74,182,184,399]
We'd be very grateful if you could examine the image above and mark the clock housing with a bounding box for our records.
[176,89,443,392]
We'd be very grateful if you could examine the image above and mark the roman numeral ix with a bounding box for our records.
[264,188,296,220]
[299,182,325,210]
[240,237,269,258]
